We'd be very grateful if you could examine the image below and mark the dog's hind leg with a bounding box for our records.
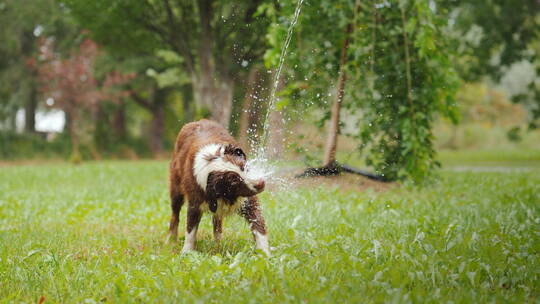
[167,172,184,243]
[239,196,270,255]
[167,193,183,243]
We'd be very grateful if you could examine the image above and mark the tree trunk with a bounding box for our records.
[68,110,81,164]
[64,110,72,136]
[70,130,81,163]
[89,104,103,160]
[149,95,166,157]
[192,0,233,128]
[192,73,234,129]
[196,0,216,120]
[130,85,167,157]
[323,23,353,167]
[181,84,194,122]
[24,85,37,133]
[9,110,17,131]
[215,79,234,128]
[112,102,127,139]
[238,66,263,151]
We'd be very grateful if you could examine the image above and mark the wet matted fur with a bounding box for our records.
[168,119,270,255]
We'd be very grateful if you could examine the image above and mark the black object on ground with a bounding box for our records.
[296,162,392,182]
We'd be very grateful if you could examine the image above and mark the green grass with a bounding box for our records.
[1,161,539,303]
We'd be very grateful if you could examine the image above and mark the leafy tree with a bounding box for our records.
[63,0,270,129]
[446,0,540,127]
[353,0,459,181]
[134,50,191,155]
[446,0,538,80]
[82,47,190,156]
[32,37,132,162]
[0,0,76,132]
[265,0,459,182]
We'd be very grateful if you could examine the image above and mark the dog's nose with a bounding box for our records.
[254,180,265,191]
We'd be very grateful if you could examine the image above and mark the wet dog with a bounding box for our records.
[167,119,270,255]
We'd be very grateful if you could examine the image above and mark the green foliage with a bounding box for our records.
[60,0,161,56]
[432,81,540,152]
[0,130,152,161]
[0,132,69,159]
[146,50,190,89]
[352,1,460,182]
[63,0,271,128]
[0,161,538,302]
[445,0,540,125]
[265,0,459,182]
[263,0,352,110]
[507,126,522,142]
[0,0,78,123]
[446,0,539,80]
[0,0,537,164]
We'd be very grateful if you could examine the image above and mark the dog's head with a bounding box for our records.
[193,143,265,212]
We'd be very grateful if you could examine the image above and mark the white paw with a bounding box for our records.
[181,246,196,254]
[182,229,197,254]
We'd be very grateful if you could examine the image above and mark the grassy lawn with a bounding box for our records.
[0,161,539,303]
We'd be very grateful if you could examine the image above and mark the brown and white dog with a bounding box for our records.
[167,119,270,255]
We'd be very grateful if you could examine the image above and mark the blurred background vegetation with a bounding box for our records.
[0,0,539,181]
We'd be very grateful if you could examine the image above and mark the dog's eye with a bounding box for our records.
[234,148,244,157]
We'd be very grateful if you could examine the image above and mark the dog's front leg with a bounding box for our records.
[182,204,202,253]
[212,215,223,242]
[240,196,270,255]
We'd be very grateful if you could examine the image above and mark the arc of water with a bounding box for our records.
[258,0,304,158]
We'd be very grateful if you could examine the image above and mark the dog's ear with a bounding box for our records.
[208,198,218,213]
[206,172,224,212]
[206,184,219,213]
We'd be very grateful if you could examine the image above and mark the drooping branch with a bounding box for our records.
[400,4,414,115]
[297,0,392,182]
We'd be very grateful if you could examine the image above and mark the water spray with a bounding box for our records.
[245,0,305,189]
[259,0,304,156]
